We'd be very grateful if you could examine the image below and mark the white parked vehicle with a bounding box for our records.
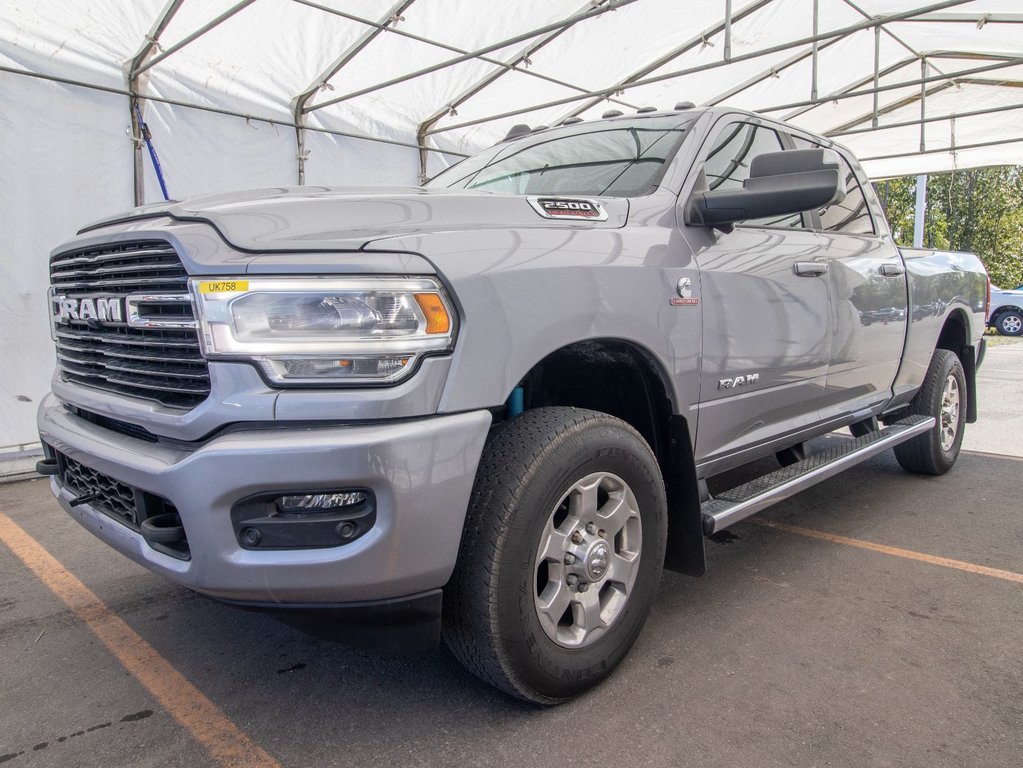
[988,285,1023,336]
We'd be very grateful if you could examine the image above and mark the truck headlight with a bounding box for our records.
[190,277,455,384]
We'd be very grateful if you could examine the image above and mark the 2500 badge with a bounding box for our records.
[529,197,609,222]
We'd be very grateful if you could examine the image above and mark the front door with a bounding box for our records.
[682,119,832,467]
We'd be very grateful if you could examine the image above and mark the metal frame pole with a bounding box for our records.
[0,65,468,158]
[291,0,416,185]
[914,174,927,247]
[920,57,928,152]
[704,0,938,110]
[828,101,1023,137]
[861,135,1023,162]
[425,0,971,137]
[305,0,640,113]
[134,0,259,77]
[127,0,186,206]
[872,24,880,127]
[415,0,617,182]
[914,57,928,247]
[553,0,776,124]
[292,0,638,111]
[759,56,1023,115]
[725,0,734,62]
[811,0,819,100]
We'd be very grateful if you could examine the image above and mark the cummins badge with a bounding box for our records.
[671,277,699,306]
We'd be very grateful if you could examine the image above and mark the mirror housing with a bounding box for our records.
[686,148,847,231]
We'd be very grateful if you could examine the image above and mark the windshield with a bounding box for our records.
[426,115,694,198]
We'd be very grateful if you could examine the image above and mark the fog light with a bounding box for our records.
[275,492,368,514]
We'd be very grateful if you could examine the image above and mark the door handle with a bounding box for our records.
[879,262,906,277]
[793,261,828,277]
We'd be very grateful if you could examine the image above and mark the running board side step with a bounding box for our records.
[701,416,935,535]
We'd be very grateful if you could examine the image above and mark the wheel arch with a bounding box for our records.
[990,303,1023,318]
[935,308,978,423]
[511,338,705,577]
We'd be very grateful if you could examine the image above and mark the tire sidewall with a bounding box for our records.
[929,352,967,472]
[494,424,666,702]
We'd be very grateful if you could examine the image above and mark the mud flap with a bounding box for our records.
[663,415,706,577]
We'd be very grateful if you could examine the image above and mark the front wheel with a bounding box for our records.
[444,407,667,704]
[894,349,967,475]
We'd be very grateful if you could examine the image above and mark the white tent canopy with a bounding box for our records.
[1,0,1021,455]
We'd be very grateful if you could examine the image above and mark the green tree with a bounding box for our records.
[874,167,1023,288]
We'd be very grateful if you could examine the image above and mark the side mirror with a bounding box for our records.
[686,148,847,232]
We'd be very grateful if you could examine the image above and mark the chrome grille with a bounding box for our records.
[49,240,210,408]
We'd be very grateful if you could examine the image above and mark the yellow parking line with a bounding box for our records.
[750,518,1023,585]
[0,512,281,768]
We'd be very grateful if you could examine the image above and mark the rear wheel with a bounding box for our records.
[444,407,667,704]
[894,349,966,475]
[994,310,1023,336]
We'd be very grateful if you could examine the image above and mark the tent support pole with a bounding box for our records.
[427,0,970,137]
[711,0,948,110]
[913,60,928,247]
[872,25,880,126]
[762,55,1021,115]
[920,58,928,151]
[914,175,927,247]
[553,0,775,124]
[306,0,639,114]
[292,0,416,185]
[134,0,258,77]
[811,0,819,99]
[128,0,186,206]
[294,0,638,115]
[725,0,733,62]
[830,100,1023,136]
[415,0,610,183]
[0,64,468,159]
[705,37,843,106]
[861,135,1023,162]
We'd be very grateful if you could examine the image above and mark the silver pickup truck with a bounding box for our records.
[38,107,987,704]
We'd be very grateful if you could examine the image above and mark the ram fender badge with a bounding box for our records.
[719,373,760,390]
[671,277,699,306]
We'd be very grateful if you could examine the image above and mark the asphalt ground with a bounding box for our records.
[1,343,1020,767]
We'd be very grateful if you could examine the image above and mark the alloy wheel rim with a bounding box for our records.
[1002,315,1022,334]
[940,374,961,452]
[533,472,642,649]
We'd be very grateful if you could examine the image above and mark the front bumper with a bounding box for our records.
[38,394,491,604]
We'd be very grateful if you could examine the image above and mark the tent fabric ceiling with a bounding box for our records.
[3,0,1022,181]
[1,0,1022,455]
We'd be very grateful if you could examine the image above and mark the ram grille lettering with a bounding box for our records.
[53,296,124,325]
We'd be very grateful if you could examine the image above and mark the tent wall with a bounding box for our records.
[0,76,134,453]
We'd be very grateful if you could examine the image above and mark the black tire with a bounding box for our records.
[994,310,1023,336]
[894,349,967,475]
[444,407,667,705]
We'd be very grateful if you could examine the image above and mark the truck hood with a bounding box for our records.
[81,186,629,252]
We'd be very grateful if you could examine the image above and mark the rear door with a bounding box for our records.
[792,138,908,419]
[682,118,831,467]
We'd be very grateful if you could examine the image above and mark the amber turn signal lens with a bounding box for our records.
[414,293,451,334]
